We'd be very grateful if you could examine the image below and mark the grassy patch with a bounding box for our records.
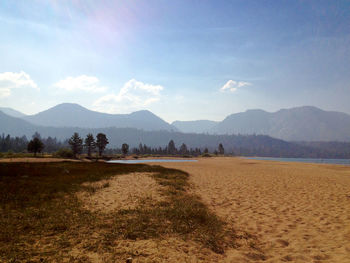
[0,162,234,261]
[0,152,47,158]
[109,167,234,254]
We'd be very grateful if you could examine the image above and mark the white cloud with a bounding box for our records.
[0,71,38,98]
[0,88,11,98]
[54,75,107,93]
[93,79,163,113]
[220,80,251,92]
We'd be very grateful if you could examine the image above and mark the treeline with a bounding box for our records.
[0,133,68,153]
[1,131,350,159]
[0,132,226,157]
[295,141,350,159]
[105,140,223,156]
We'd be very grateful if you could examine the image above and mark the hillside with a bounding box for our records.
[0,107,27,118]
[0,111,38,136]
[172,120,218,133]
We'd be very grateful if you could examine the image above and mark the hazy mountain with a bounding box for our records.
[210,106,350,141]
[0,107,26,118]
[2,110,350,158]
[172,120,218,133]
[3,104,350,142]
[0,111,38,136]
[211,109,270,135]
[21,103,176,131]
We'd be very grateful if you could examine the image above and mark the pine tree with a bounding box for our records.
[218,143,225,155]
[179,143,188,155]
[68,132,83,158]
[27,137,44,157]
[96,133,109,156]
[84,133,96,158]
[122,143,129,155]
[167,140,177,155]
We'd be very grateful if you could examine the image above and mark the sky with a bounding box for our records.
[0,0,349,122]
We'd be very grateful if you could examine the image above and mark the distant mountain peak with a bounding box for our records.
[20,103,175,131]
[245,109,267,113]
[131,109,154,115]
[49,103,90,111]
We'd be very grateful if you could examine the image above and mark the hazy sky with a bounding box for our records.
[0,0,349,122]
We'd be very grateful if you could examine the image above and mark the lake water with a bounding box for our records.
[245,157,350,165]
[107,159,198,164]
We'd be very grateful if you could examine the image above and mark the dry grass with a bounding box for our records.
[0,161,235,262]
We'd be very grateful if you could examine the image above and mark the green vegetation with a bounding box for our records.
[68,132,83,158]
[0,161,235,261]
[84,133,96,158]
[53,148,74,158]
[27,137,44,156]
[121,143,129,155]
[96,133,109,156]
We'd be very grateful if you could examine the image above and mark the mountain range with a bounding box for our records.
[1,103,350,142]
[20,103,176,131]
[173,106,350,141]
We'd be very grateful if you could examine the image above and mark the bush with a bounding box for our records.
[54,148,74,158]
[202,153,212,158]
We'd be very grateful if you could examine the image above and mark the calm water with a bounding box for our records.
[107,159,198,164]
[245,157,350,165]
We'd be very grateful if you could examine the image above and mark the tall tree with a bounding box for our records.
[179,143,188,155]
[84,133,96,158]
[96,133,109,156]
[167,140,177,155]
[68,132,83,158]
[27,137,44,157]
[122,143,129,155]
[218,143,225,155]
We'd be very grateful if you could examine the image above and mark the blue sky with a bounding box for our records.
[0,0,349,122]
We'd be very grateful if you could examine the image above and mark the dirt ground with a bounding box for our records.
[156,157,350,262]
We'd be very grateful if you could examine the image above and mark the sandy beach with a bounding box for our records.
[156,157,350,262]
[2,157,350,262]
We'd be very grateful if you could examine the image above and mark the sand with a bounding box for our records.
[78,172,164,212]
[155,157,350,262]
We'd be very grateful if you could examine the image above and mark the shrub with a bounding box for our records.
[54,148,74,158]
